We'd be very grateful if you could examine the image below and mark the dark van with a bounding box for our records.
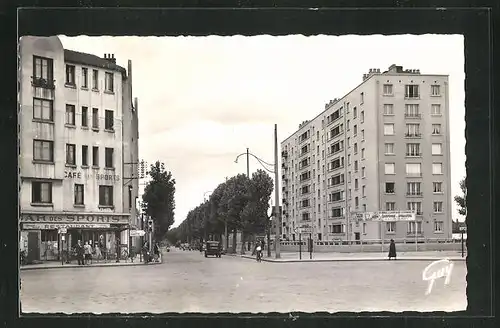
[204,241,222,258]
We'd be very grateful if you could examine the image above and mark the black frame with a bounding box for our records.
[92,107,99,128]
[81,106,88,127]
[92,146,99,167]
[32,139,54,162]
[31,55,54,89]
[31,180,52,204]
[65,104,75,125]
[104,110,114,130]
[65,143,76,165]
[65,64,75,86]
[105,147,114,168]
[98,185,114,206]
[2,3,495,328]
[32,97,54,122]
[105,72,114,92]
[81,145,88,166]
[81,67,88,88]
[74,183,84,205]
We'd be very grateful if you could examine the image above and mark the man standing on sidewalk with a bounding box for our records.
[115,237,121,263]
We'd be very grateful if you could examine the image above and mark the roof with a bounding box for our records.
[64,49,126,74]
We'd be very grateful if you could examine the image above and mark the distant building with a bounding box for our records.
[18,36,139,263]
[281,64,452,242]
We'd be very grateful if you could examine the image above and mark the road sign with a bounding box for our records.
[58,228,67,234]
[130,230,146,237]
[459,226,467,232]
[293,228,298,234]
[299,227,313,234]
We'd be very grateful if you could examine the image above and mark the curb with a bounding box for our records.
[20,260,163,271]
[227,254,465,263]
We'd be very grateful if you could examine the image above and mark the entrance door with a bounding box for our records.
[354,232,360,244]
[27,231,40,264]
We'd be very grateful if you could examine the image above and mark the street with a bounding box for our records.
[21,248,467,313]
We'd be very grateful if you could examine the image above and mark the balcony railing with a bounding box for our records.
[405,152,422,157]
[406,192,423,197]
[404,113,422,119]
[31,76,55,89]
[327,164,344,173]
[405,133,422,138]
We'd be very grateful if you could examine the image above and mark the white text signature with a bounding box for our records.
[422,258,454,295]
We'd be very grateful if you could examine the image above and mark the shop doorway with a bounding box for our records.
[27,231,40,264]
[354,232,361,244]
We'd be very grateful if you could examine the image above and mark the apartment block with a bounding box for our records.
[18,36,139,263]
[281,64,452,242]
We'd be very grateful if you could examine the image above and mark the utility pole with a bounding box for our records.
[246,147,250,178]
[274,124,281,259]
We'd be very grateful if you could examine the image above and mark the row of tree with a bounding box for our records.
[167,169,274,254]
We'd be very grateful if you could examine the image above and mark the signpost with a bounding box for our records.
[459,226,467,257]
[296,226,313,260]
[58,228,67,265]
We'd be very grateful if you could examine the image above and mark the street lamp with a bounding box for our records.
[234,148,275,177]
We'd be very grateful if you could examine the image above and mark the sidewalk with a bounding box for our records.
[226,250,466,263]
[21,257,163,271]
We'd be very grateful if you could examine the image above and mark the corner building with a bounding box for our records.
[281,65,452,243]
[18,36,139,262]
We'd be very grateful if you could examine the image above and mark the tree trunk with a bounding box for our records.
[232,229,237,254]
[267,223,271,257]
[240,232,246,255]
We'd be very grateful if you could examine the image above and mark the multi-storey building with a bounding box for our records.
[18,36,139,263]
[281,64,452,242]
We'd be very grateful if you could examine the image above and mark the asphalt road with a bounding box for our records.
[20,248,467,313]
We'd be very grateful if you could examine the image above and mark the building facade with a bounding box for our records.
[281,64,452,243]
[18,36,139,262]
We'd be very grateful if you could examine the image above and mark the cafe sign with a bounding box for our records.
[20,213,130,224]
[64,170,120,181]
[23,223,111,230]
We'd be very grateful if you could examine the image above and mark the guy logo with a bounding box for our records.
[422,259,454,295]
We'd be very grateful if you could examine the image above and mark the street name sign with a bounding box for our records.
[459,226,467,232]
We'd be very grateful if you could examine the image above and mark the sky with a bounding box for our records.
[59,34,465,228]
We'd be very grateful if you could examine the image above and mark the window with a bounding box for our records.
[81,67,88,88]
[407,202,422,215]
[99,186,114,206]
[81,106,88,127]
[362,185,366,197]
[432,143,443,155]
[354,143,358,154]
[407,182,422,196]
[92,69,99,89]
[385,143,395,155]
[82,145,88,166]
[360,111,364,123]
[431,85,441,96]
[105,110,114,130]
[361,148,365,159]
[361,167,366,178]
[302,213,311,221]
[434,221,444,232]
[353,107,358,118]
[431,124,442,135]
[405,104,420,117]
[361,130,365,140]
[33,98,53,122]
[65,65,75,85]
[128,186,133,209]
[363,223,367,234]
[433,201,444,213]
[405,84,419,98]
[354,160,358,172]
[65,104,75,125]
[383,104,394,115]
[353,125,358,135]
[31,181,52,204]
[385,182,395,194]
[406,143,421,157]
[432,163,443,175]
[33,140,53,162]
[92,108,99,129]
[105,148,114,168]
[408,221,423,234]
[406,163,421,176]
[433,182,443,193]
[383,84,393,95]
[74,184,84,205]
[92,146,99,167]
[347,120,350,130]
[406,123,420,137]
[384,124,395,135]
[386,202,395,211]
[354,197,359,208]
[386,222,396,233]
[431,104,442,115]
[347,137,350,148]
[105,72,114,92]
[33,56,53,81]
[385,163,395,175]
[66,144,76,165]
[360,92,364,104]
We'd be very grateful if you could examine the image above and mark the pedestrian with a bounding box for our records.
[94,241,102,261]
[388,239,397,260]
[84,241,92,265]
[75,240,84,265]
[99,235,107,262]
[154,242,160,262]
[115,237,121,263]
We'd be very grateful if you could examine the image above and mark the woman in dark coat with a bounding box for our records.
[388,239,397,260]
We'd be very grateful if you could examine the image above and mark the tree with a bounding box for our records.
[239,169,274,254]
[142,161,176,241]
[454,177,467,216]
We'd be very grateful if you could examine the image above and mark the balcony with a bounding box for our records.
[327,147,344,158]
[405,152,422,157]
[31,76,55,89]
[282,151,288,158]
[298,162,311,171]
[282,174,286,179]
[404,113,422,119]
[327,164,344,173]
[282,163,286,168]
[405,133,422,139]
[406,192,423,197]
[282,186,286,192]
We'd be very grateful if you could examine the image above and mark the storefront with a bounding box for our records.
[20,212,130,263]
